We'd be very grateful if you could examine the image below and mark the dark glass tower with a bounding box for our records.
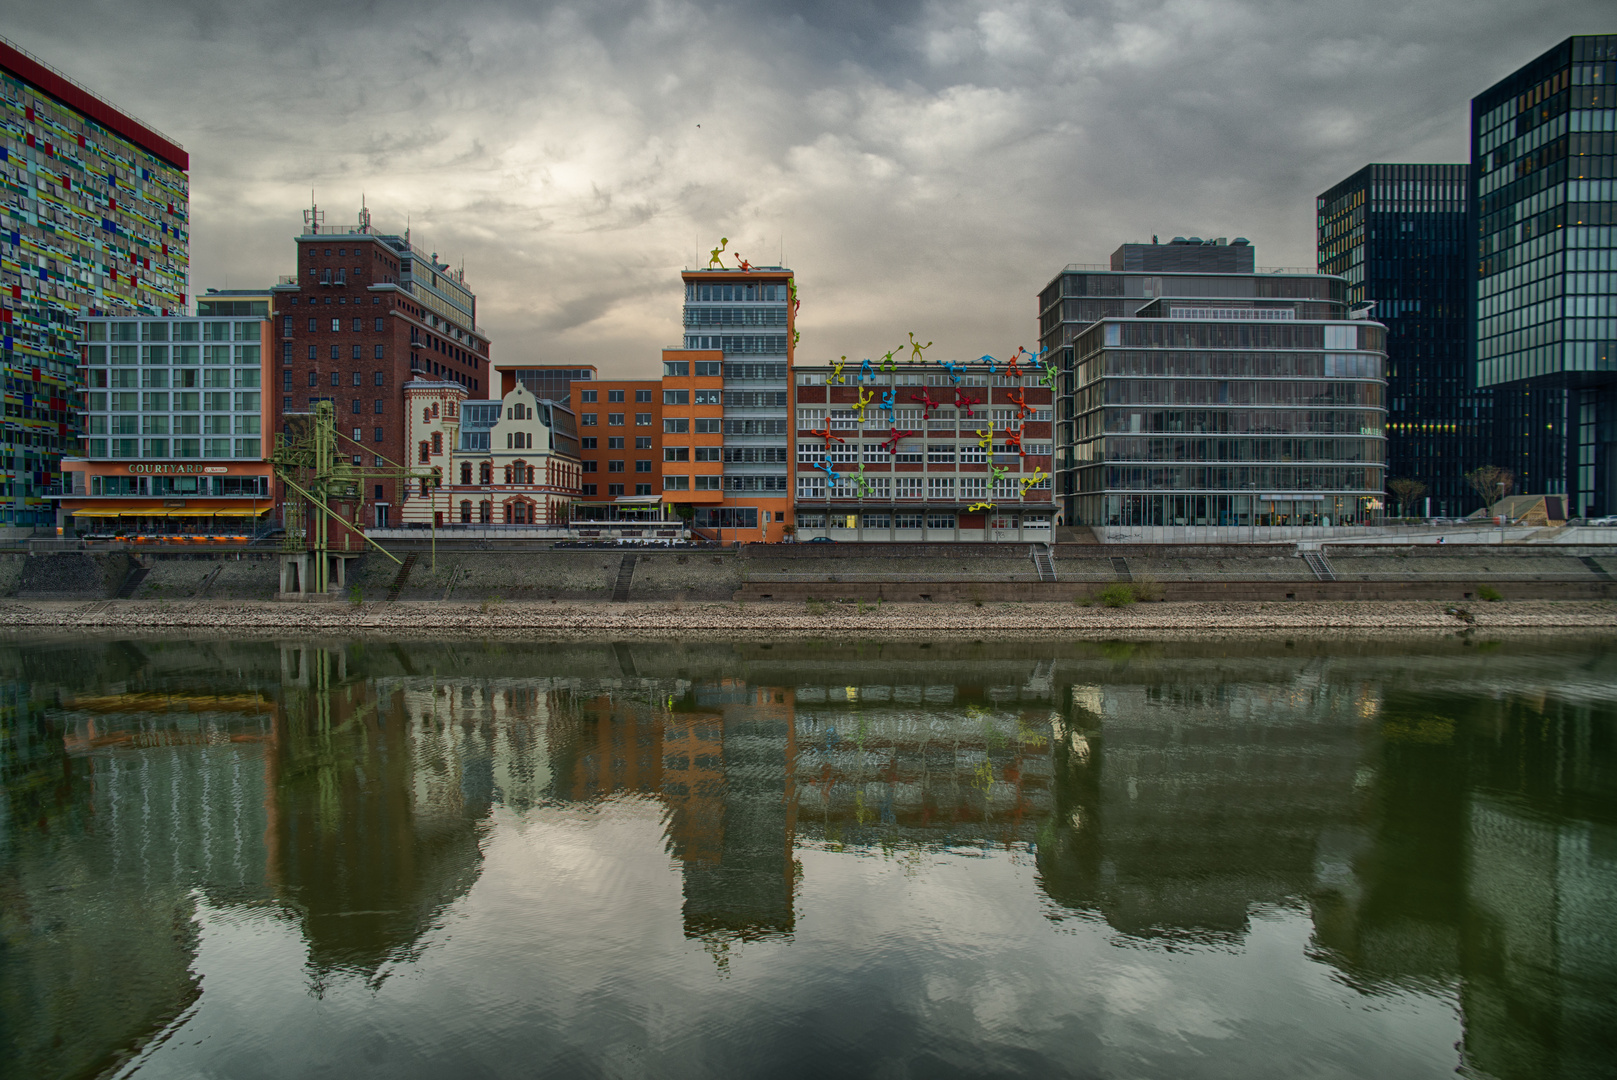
[1472,35,1617,518]
[1318,164,1487,516]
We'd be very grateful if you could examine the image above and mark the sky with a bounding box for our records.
[5,1,1608,378]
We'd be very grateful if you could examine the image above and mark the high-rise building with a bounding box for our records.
[1472,34,1617,517]
[1042,239,1388,535]
[269,204,491,528]
[1318,164,1486,516]
[1,38,189,529]
[674,266,795,542]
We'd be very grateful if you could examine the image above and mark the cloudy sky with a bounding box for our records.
[6,1,1606,376]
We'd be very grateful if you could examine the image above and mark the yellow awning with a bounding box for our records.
[68,505,272,518]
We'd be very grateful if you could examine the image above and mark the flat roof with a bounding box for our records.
[0,36,187,171]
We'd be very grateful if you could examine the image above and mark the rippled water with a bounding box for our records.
[2,635,1614,1079]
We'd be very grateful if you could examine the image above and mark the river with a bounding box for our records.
[1,634,1613,1079]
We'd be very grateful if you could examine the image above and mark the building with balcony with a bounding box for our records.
[1,37,191,530]
[269,202,491,528]
[1042,239,1388,538]
[1318,164,1488,516]
[58,304,273,535]
[791,359,1055,541]
[1472,35,1617,518]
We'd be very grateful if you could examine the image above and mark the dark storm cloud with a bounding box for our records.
[4,0,1607,374]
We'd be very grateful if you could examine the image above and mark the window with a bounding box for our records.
[927,478,955,499]
[635,483,652,496]
[608,413,625,426]
[308,346,317,360]
[460,500,472,523]
[663,361,689,376]
[664,475,690,490]
[664,418,689,433]
[927,444,955,464]
[580,390,598,402]
[419,441,431,464]
[308,372,318,387]
[375,318,385,332]
[353,399,363,414]
[374,399,384,414]
[695,361,722,377]
[374,345,385,360]
[583,461,598,472]
[635,460,652,472]
[695,475,722,491]
[635,413,652,426]
[352,318,362,332]
[582,414,597,426]
[894,513,923,530]
[608,436,625,449]
[607,389,625,402]
[308,318,318,332]
[635,389,653,403]
[582,484,598,496]
[608,460,625,473]
[635,436,652,449]
[695,418,722,434]
[581,437,598,449]
[694,390,721,405]
[374,427,384,442]
[664,389,689,405]
[927,513,956,530]
[330,346,340,360]
[608,484,625,496]
[331,319,341,332]
[896,477,923,498]
[695,447,721,462]
[331,371,341,387]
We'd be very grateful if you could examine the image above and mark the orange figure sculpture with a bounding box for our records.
[1005,351,1024,381]
[811,423,847,451]
[1004,428,1025,458]
[735,253,753,272]
[1007,387,1031,420]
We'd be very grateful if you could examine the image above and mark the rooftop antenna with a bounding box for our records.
[303,189,324,235]
[405,214,411,247]
[358,194,372,234]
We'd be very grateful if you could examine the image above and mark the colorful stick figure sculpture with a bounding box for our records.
[941,360,962,384]
[909,389,941,420]
[853,462,873,497]
[734,253,753,272]
[968,502,995,513]
[991,464,1010,485]
[1007,387,1031,420]
[859,358,873,382]
[881,427,914,455]
[832,357,847,384]
[954,388,981,418]
[1005,350,1024,381]
[879,389,896,417]
[788,281,801,316]
[708,238,728,268]
[1020,467,1048,495]
[879,347,900,373]
[976,420,995,450]
[978,354,998,374]
[907,332,931,363]
[1004,428,1025,459]
[814,457,840,484]
[1041,361,1058,388]
[854,386,874,422]
[810,423,846,451]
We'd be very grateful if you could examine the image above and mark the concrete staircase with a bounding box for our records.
[611,554,638,601]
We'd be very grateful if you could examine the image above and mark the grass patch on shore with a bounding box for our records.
[1477,584,1503,602]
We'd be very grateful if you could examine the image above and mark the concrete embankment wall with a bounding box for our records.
[1,542,1612,603]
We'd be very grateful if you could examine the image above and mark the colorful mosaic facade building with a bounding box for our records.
[1,38,188,528]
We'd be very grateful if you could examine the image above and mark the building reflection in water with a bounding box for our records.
[0,638,1613,1079]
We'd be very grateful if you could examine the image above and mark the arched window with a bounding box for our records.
[422,407,431,423]
[479,500,492,523]
[460,461,472,485]
[526,464,535,484]
[503,464,513,484]
[459,500,472,523]
[431,432,442,455]
[479,462,492,485]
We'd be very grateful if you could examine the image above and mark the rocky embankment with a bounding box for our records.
[2,598,1612,639]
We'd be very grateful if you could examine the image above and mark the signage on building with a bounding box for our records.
[125,462,213,474]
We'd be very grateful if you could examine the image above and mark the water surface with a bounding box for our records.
[2,635,1613,1079]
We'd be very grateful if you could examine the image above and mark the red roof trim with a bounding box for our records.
[0,40,188,171]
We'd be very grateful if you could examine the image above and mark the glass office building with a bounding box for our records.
[1472,34,1617,517]
[1319,164,1487,516]
[1042,240,1387,531]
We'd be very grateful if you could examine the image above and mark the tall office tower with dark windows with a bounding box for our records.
[1318,164,1484,516]
[1472,34,1617,517]
[1040,238,1388,536]
[1,38,189,530]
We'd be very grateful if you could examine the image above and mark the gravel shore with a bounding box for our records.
[2,598,1613,639]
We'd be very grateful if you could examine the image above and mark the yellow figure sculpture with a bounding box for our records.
[1020,468,1049,495]
[832,356,847,384]
[907,331,931,363]
[855,386,874,421]
[968,502,995,513]
[976,420,995,450]
[708,237,728,268]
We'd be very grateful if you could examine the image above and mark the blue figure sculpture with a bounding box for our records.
[879,388,895,416]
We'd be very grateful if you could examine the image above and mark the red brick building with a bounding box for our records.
[270,208,491,527]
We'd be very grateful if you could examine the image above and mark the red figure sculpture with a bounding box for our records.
[910,389,941,419]
[1004,428,1025,458]
[954,388,981,418]
[881,427,914,455]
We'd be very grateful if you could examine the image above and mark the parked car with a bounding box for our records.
[805,536,837,544]
[1587,516,1617,527]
